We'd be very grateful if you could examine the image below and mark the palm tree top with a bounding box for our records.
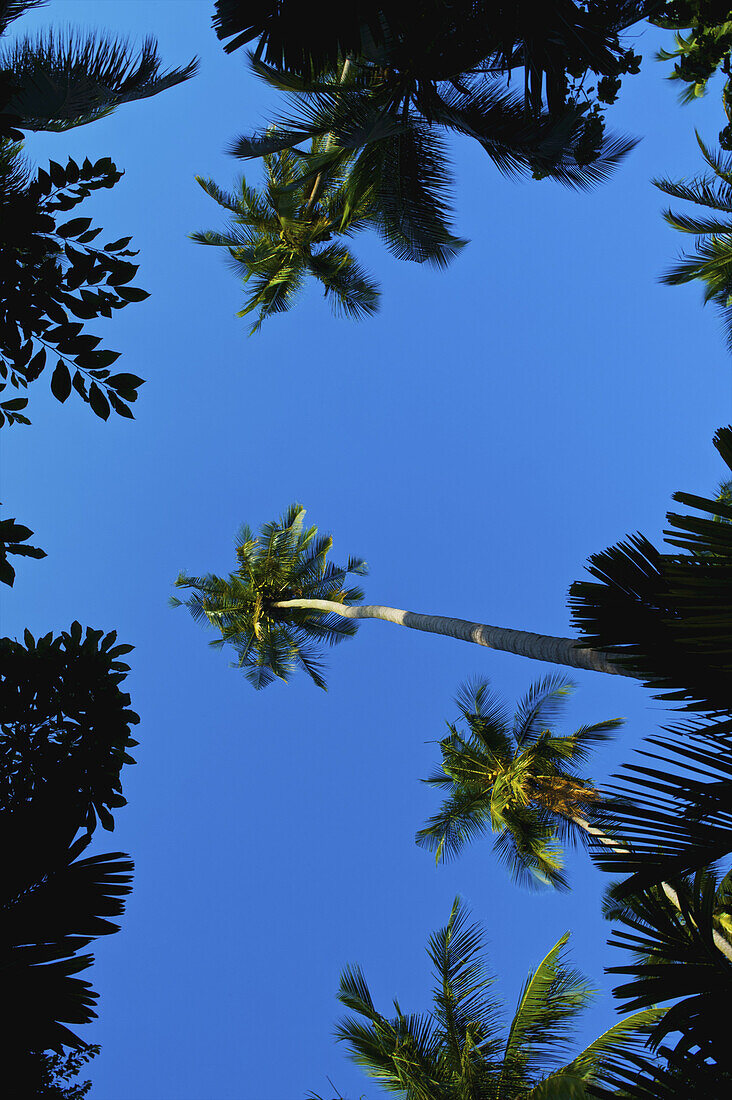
[171,504,367,690]
[417,675,622,889]
[319,896,661,1100]
[193,139,382,333]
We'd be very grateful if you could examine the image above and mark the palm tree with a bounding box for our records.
[416,676,732,963]
[0,6,197,135]
[231,55,636,271]
[415,674,622,890]
[192,139,381,334]
[308,896,662,1100]
[171,504,629,690]
[654,136,732,351]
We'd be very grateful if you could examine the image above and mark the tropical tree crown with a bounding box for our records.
[171,503,366,689]
[416,675,622,890]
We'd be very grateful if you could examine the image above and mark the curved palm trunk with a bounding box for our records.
[570,814,732,964]
[273,598,629,676]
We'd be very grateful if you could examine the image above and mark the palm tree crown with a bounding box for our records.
[192,139,381,333]
[417,676,622,889]
[171,504,367,689]
[310,896,660,1100]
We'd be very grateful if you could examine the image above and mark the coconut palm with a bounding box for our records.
[415,674,622,889]
[192,139,381,333]
[308,896,662,1100]
[416,677,732,963]
[654,136,732,351]
[171,504,629,690]
[0,4,197,136]
[232,56,636,269]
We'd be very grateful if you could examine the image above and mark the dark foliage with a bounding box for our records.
[7,1044,100,1099]
[0,622,139,833]
[0,144,147,426]
[0,622,136,1064]
[569,425,732,714]
[605,868,732,1070]
[213,1,646,120]
[0,811,133,1054]
[0,21,197,135]
[0,504,45,585]
[588,716,732,893]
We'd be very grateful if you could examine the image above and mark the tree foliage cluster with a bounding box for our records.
[0,146,147,425]
[0,623,137,1091]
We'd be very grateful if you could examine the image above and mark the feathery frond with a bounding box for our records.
[325,898,660,1098]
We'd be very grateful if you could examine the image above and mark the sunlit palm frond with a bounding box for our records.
[426,896,504,1065]
[500,933,591,1086]
[512,674,574,746]
[493,809,568,891]
[326,900,660,1099]
[416,780,493,864]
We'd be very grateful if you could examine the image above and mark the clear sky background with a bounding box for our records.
[3,2,731,1098]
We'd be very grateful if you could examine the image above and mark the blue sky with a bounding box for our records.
[3,2,731,1097]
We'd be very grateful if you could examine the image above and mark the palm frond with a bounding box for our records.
[501,933,592,1085]
[492,810,568,891]
[606,869,732,1063]
[512,674,575,747]
[427,896,504,1064]
[0,30,197,131]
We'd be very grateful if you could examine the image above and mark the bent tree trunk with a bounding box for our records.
[273,599,631,677]
[570,814,732,965]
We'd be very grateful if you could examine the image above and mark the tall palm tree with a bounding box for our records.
[415,674,622,890]
[0,6,197,135]
[171,504,629,690]
[308,896,662,1100]
[416,676,732,963]
[192,140,381,334]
